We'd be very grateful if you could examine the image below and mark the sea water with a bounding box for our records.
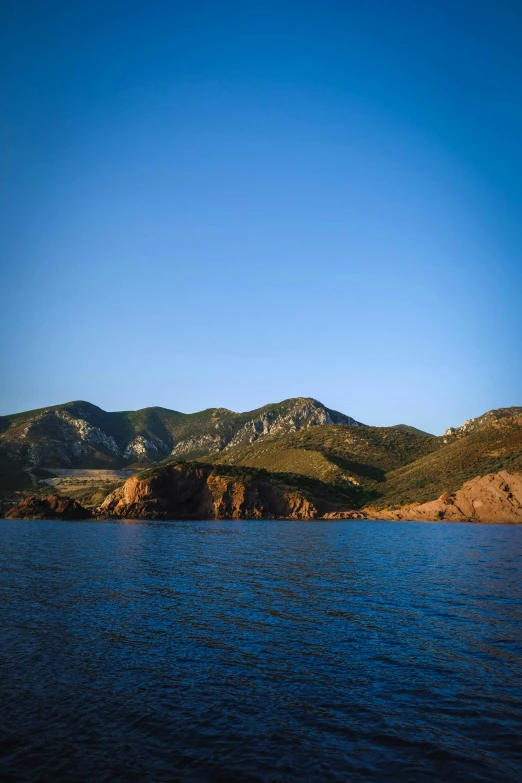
[1,518,521,782]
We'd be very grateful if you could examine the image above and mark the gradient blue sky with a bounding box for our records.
[1,0,521,433]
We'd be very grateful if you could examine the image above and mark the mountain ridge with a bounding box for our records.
[2,400,521,521]
[0,397,362,481]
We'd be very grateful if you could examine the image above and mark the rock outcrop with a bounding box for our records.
[99,463,321,520]
[169,398,362,458]
[442,408,522,444]
[6,494,92,520]
[8,471,522,523]
[368,471,522,523]
[0,397,362,473]
[123,435,171,460]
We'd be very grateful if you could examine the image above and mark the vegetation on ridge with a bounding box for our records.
[201,411,522,510]
[0,396,358,471]
[140,460,363,508]
[373,412,522,508]
[1,400,521,516]
[204,424,440,486]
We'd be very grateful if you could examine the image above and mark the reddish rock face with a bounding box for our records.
[8,470,522,523]
[368,471,522,523]
[6,494,92,520]
[99,463,319,520]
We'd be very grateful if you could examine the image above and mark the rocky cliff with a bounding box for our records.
[442,407,522,443]
[6,494,92,520]
[367,471,522,523]
[100,467,522,523]
[99,463,323,520]
[8,469,522,523]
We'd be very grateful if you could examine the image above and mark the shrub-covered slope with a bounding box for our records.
[3,400,520,518]
[0,397,362,476]
[373,410,522,508]
[204,408,522,511]
[205,424,441,487]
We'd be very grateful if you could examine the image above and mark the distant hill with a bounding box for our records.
[390,424,434,437]
[442,407,522,441]
[373,408,522,508]
[0,397,362,489]
[2,400,521,521]
[205,424,440,486]
[204,408,522,511]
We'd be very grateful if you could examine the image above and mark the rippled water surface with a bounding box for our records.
[1,519,521,783]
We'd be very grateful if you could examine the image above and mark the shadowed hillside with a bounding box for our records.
[204,424,441,487]
[202,408,522,511]
[2,401,521,520]
[0,397,361,484]
[373,411,522,508]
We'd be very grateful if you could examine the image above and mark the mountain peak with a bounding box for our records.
[443,406,522,440]
[0,396,363,474]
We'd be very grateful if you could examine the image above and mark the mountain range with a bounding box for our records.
[0,397,359,475]
[2,397,522,521]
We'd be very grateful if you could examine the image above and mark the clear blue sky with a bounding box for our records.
[1,0,521,433]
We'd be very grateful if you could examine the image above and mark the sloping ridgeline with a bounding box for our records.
[0,397,361,489]
[203,424,441,491]
[202,408,522,510]
[2,400,521,518]
[377,408,522,508]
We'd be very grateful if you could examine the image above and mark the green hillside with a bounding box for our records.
[205,409,522,510]
[205,424,441,486]
[390,424,434,437]
[0,397,362,477]
[2,399,520,514]
[72,411,522,513]
[0,401,181,450]
[373,411,522,508]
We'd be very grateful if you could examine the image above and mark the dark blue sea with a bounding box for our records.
[1,519,521,783]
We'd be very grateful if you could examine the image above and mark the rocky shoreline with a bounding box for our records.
[367,471,522,524]
[5,466,522,524]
